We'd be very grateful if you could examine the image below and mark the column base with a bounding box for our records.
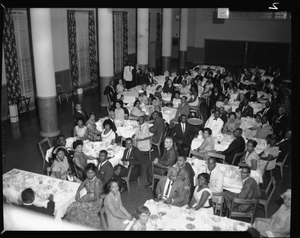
[139,64,148,71]
[162,56,171,74]
[100,76,114,106]
[40,130,60,138]
[179,51,187,75]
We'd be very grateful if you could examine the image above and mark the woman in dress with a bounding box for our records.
[86,112,101,141]
[154,85,163,101]
[253,189,291,237]
[116,79,125,94]
[133,116,151,152]
[65,163,103,229]
[226,81,234,96]
[221,97,232,113]
[244,114,262,138]
[215,94,224,109]
[235,108,243,128]
[196,128,215,159]
[130,206,151,231]
[104,179,132,230]
[172,91,181,108]
[223,112,239,135]
[72,140,98,181]
[51,148,70,180]
[187,173,214,215]
[131,100,146,117]
[229,84,240,102]
[101,119,116,145]
[180,80,191,95]
[240,139,259,171]
[114,100,125,121]
[74,118,88,140]
[138,91,149,105]
[188,85,199,107]
[163,78,175,95]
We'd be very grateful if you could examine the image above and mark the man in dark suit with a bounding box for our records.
[149,111,165,144]
[96,150,114,187]
[257,101,275,125]
[219,107,228,124]
[170,96,190,127]
[241,98,254,117]
[209,87,224,111]
[74,103,89,125]
[276,130,291,164]
[171,114,195,156]
[272,107,289,140]
[175,156,195,203]
[173,71,183,84]
[223,166,261,213]
[235,77,245,90]
[103,80,117,104]
[155,167,187,207]
[145,137,178,189]
[217,78,228,96]
[132,64,140,87]
[19,188,55,216]
[219,128,245,164]
[245,89,257,102]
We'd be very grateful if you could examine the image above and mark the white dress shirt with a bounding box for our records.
[206,166,224,194]
[181,122,186,134]
[162,177,173,199]
[205,117,224,136]
[123,65,133,81]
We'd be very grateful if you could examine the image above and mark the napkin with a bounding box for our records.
[53,193,65,203]
[3,188,22,205]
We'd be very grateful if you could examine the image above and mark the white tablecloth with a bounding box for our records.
[3,168,86,222]
[161,107,177,124]
[133,200,251,231]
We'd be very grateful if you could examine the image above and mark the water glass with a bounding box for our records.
[189,208,196,216]
[38,177,43,184]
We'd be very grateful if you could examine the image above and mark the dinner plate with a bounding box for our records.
[211,216,221,222]
[185,223,196,230]
[167,211,179,219]
[186,216,195,221]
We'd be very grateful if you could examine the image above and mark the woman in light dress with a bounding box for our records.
[114,100,125,121]
[240,139,259,171]
[172,91,181,108]
[131,100,146,117]
[221,97,232,113]
[133,116,151,152]
[116,79,125,94]
[187,173,214,215]
[101,119,116,145]
[74,118,88,140]
[130,206,150,231]
[86,113,101,141]
[223,112,239,135]
[196,128,215,159]
[51,148,70,180]
[229,85,239,102]
[180,80,190,95]
[244,114,262,138]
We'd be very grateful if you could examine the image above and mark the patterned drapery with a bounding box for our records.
[88,11,98,87]
[122,12,128,67]
[156,12,162,42]
[67,10,79,94]
[3,8,22,111]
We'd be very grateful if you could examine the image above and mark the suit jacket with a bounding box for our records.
[217,83,228,95]
[236,177,261,212]
[74,109,89,124]
[163,84,175,94]
[222,136,246,164]
[149,116,165,144]
[258,107,274,125]
[277,139,291,163]
[176,163,195,202]
[173,76,183,84]
[158,146,177,167]
[175,103,190,118]
[220,113,228,124]
[236,82,245,90]
[121,146,142,178]
[241,105,254,118]
[19,201,55,216]
[96,160,114,186]
[132,68,139,86]
[273,115,289,139]
[245,92,257,102]
[155,177,187,207]
[210,92,224,108]
[104,85,117,103]
[171,122,194,146]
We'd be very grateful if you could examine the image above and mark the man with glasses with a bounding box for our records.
[223,166,261,213]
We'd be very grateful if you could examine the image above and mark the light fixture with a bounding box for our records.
[217,8,229,19]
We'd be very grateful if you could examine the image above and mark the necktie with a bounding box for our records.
[98,163,102,170]
[126,149,131,160]
[164,181,172,197]
[182,123,185,134]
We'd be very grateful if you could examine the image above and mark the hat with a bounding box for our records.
[281,189,291,198]
[267,134,278,141]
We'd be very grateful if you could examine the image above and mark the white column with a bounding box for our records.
[162,8,172,74]
[179,8,188,74]
[137,8,149,71]
[30,8,60,137]
[98,8,114,107]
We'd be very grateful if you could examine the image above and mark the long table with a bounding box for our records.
[3,168,87,222]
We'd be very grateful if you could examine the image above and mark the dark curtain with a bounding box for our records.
[3,8,22,111]
[88,11,98,87]
[67,10,79,95]
[122,12,128,66]
[156,12,162,42]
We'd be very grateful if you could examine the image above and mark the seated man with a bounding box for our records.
[276,130,291,164]
[240,98,254,118]
[170,114,195,156]
[257,101,274,125]
[74,103,89,125]
[272,107,289,140]
[19,188,55,216]
[255,115,273,140]
[96,150,114,187]
[204,110,224,136]
[103,79,117,105]
[145,137,178,189]
[113,138,142,192]
[219,106,228,124]
[206,157,224,195]
[223,166,261,213]
[149,111,165,144]
[219,128,246,165]
[170,96,190,127]
[174,156,195,203]
[155,167,186,207]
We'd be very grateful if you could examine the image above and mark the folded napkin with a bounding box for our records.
[53,193,65,203]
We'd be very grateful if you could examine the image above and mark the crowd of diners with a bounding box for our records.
[14,63,291,234]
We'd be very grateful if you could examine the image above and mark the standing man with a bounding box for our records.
[206,157,223,195]
[132,63,140,87]
[96,150,114,187]
[149,111,165,145]
[123,61,134,89]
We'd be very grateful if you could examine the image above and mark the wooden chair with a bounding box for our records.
[188,149,205,160]
[37,137,52,171]
[231,151,246,165]
[274,151,290,178]
[56,84,68,104]
[46,167,52,176]
[100,206,108,230]
[189,97,201,118]
[207,152,226,164]
[229,198,258,224]
[264,156,277,179]
[151,129,167,157]
[121,165,141,194]
[259,176,276,218]
[136,136,152,161]
[212,195,224,216]
[151,162,168,191]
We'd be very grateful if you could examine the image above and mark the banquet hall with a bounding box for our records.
[2,8,294,235]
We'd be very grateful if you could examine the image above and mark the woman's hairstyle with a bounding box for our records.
[198,172,210,184]
[174,91,180,96]
[76,118,84,124]
[73,139,83,150]
[114,99,123,108]
[85,163,96,172]
[224,96,229,101]
[89,112,95,117]
[133,206,151,220]
[99,150,108,156]
[156,85,162,91]
[203,127,212,136]
[247,139,258,148]
[151,97,157,102]
[133,100,140,107]
[103,119,113,129]
[228,112,237,119]
[55,148,65,157]
[104,179,118,194]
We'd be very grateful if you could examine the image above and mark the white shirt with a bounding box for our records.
[181,122,186,134]
[162,178,173,199]
[123,65,133,81]
[206,166,224,193]
[205,117,224,136]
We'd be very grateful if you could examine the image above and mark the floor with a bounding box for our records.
[2,61,292,230]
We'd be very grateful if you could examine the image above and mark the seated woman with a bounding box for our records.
[201,78,213,101]
[188,85,199,107]
[116,79,125,94]
[114,100,125,121]
[133,116,151,152]
[149,97,160,114]
[236,92,245,102]
[131,100,146,117]
[130,206,151,231]
[223,112,239,135]
[257,134,280,176]
[229,84,240,102]
[215,94,224,109]
[73,140,98,181]
[138,91,149,105]
[101,119,116,145]
[104,179,132,230]
[180,80,191,95]
[239,139,259,171]
[65,163,103,229]
[163,78,175,95]
[221,97,232,113]
[196,128,215,159]
[86,112,101,141]
[244,114,262,138]
[226,81,234,96]
[154,85,163,102]
[246,88,257,102]
[147,68,155,85]
[186,173,214,215]
[74,118,88,140]
[235,108,242,128]
[51,148,70,181]
[172,91,181,108]
[253,189,291,237]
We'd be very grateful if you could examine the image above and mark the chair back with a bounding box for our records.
[212,195,224,216]
[56,84,64,94]
[188,149,203,158]
[152,163,165,181]
[265,156,278,172]
[207,152,225,164]
[265,176,276,204]
[38,137,52,158]
[229,198,258,224]
[280,151,290,166]
[100,206,108,230]
[231,151,246,165]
